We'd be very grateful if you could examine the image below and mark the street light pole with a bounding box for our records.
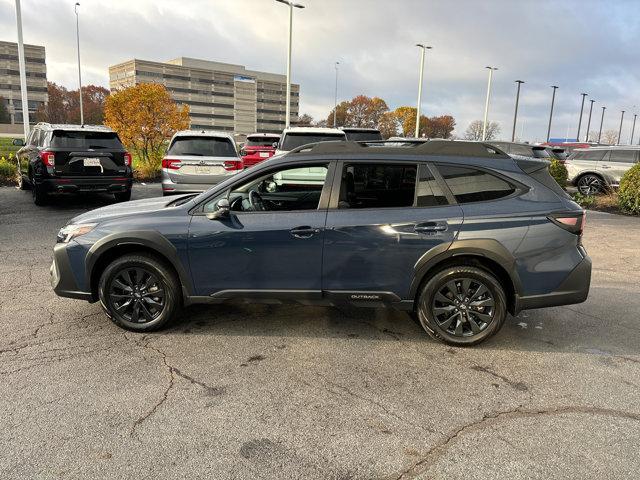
[585,99,595,142]
[597,106,606,144]
[511,80,524,142]
[576,93,587,142]
[74,2,84,125]
[276,0,305,129]
[14,0,30,138]
[617,110,625,145]
[333,61,339,128]
[481,66,497,141]
[414,44,431,138]
[631,114,637,145]
[546,86,558,142]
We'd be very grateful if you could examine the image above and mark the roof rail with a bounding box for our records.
[290,140,510,158]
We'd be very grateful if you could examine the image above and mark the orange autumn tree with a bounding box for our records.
[104,83,190,177]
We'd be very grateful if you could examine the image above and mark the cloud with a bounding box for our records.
[1,0,638,141]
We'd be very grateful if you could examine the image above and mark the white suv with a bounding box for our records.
[161,130,242,195]
[566,146,640,195]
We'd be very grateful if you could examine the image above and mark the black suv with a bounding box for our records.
[51,140,591,346]
[14,123,133,205]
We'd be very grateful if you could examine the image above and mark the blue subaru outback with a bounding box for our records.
[51,140,591,346]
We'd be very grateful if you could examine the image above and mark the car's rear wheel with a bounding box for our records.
[416,266,507,346]
[577,173,605,195]
[18,172,29,190]
[98,254,180,331]
[114,189,132,202]
[31,178,48,206]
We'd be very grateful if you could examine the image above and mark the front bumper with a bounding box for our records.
[514,252,592,313]
[39,176,132,194]
[50,242,93,301]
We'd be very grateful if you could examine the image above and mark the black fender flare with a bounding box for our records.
[409,239,523,300]
[85,230,194,297]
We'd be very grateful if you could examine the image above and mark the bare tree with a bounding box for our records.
[464,120,500,141]
[587,130,599,143]
[601,129,618,145]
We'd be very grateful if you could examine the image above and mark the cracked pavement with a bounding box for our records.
[1,184,639,479]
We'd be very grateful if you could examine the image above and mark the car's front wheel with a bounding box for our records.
[416,266,507,346]
[98,253,180,331]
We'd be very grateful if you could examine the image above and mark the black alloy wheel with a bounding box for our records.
[108,267,165,323]
[577,174,604,195]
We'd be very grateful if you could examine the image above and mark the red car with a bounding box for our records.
[240,133,281,168]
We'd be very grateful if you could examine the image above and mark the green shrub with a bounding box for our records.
[572,192,595,209]
[548,159,568,188]
[618,163,640,215]
[0,155,17,180]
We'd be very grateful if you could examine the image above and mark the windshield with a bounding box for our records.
[344,130,383,141]
[51,131,123,149]
[246,137,279,147]
[168,136,237,157]
[281,132,346,151]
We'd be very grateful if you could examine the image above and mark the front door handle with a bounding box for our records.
[414,222,448,233]
[290,226,320,238]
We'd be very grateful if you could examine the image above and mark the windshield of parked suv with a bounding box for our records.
[168,136,237,157]
[344,130,383,141]
[50,131,123,149]
[281,132,346,150]
[246,136,280,147]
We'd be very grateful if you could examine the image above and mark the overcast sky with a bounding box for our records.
[1,0,639,141]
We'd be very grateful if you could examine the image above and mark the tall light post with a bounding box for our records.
[576,93,587,142]
[333,61,339,127]
[631,113,637,145]
[14,0,30,138]
[414,44,431,138]
[597,106,606,143]
[617,110,625,145]
[74,2,84,125]
[275,0,305,129]
[511,80,524,142]
[585,99,595,142]
[546,86,558,142]
[481,66,498,141]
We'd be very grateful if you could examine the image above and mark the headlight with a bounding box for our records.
[57,223,97,243]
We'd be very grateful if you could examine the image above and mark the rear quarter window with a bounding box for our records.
[436,165,517,203]
[570,150,606,161]
[608,150,638,163]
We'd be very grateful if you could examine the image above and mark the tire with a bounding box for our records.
[18,172,29,190]
[98,253,181,332]
[415,266,507,346]
[114,189,132,202]
[576,173,605,195]
[31,179,48,206]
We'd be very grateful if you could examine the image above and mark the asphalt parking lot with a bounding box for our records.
[1,183,639,479]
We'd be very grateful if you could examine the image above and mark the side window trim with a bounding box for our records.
[426,162,457,205]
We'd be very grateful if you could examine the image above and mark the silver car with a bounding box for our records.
[566,146,640,195]
[161,130,242,195]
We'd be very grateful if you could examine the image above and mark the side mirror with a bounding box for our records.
[12,138,25,147]
[272,142,278,148]
[206,198,230,220]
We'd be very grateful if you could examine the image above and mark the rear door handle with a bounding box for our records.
[290,226,320,238]
[414,222,448,233]
[600,165,610,169]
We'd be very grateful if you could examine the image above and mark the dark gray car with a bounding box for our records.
[50,140,590,346]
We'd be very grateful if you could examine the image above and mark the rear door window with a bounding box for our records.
[339,163,416,209]
[50,131,123,149]
[570,150,606,162]
[436,165,517,203]
[168,136,237,157]
[608,150,637,163]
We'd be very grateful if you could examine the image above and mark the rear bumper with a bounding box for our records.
[514,253,592,313]
[161,173,234,194]
[242,153,273,167]
[39,176,132,193]
[50,242,93,301]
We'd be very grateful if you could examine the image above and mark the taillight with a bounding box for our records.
[161,158,181,170]
[124,152,132,167]
[223,159,243,171]
[40,150,55,167]
[548,211,585,235]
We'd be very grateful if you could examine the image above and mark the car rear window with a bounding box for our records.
[246,137,279,147]
[281,132,346,150]
[50,131,123,149]
[344,130,383,142]
[531,147,551,158]
[339,163,416,209]
[436,165,516,203]
[168,136,237,157]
